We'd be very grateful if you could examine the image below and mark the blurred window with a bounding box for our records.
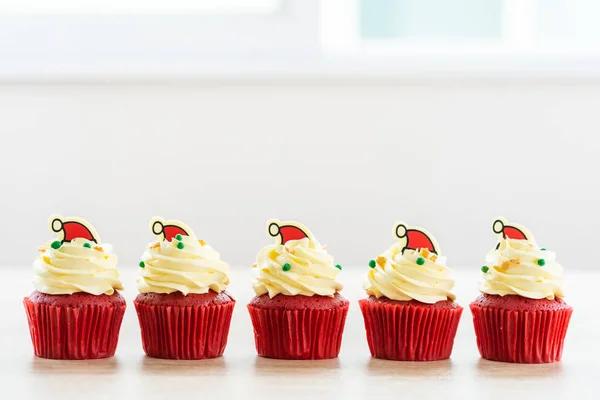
[323,0,600,55]
[359,0,503,39]
[2,0,600,76]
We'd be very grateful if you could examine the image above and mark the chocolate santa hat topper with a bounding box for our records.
[151,217,196,241]
[267,219,314,245]
[394,222,440,255]
[492,217,535,243]
[49,215,100,244]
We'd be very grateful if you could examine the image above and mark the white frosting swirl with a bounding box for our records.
[137,235,230,295]
[364,244,456,303]
[480,238,564,300]
[33,238,123,295]
[253,237,343,298]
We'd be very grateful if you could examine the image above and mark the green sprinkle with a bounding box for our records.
[139,261,145,268]
[541,248,547,251]
[369,260,376,268]
[50,241,62,249]
[537,259,546,266]
[177,241,185,250]
[282,263,291,271]
[481,266,489,273]
[176,234,183,241]
[416,257,425,265]
[335,264,342,270]
[83,242,91,248]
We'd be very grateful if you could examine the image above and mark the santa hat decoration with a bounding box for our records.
[492,217,535,243]
[49,215,100,244]
[267,219,313,245]
[151,217,196,241]
[394,222,440,254]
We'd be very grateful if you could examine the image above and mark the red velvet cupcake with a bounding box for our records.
[470,218,573,364]
[23,215,126,360]
[248,219,349,360]
[134,217,235,360]
[359,222,462,361]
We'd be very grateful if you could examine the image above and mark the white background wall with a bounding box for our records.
[2,80,598,270]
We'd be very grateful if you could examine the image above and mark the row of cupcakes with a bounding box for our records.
[24,215,572,363]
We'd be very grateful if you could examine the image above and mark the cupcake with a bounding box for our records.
[247,219,349,360]
[359,222,463,361]
[134,217,235,360]
[23,215,126,360]
[470,217,573,364]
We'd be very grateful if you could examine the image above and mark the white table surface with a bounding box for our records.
[1,268,597,400]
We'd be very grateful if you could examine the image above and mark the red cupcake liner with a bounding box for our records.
[247,304,349,360]
[134,300,235,360]
[23,297,126,360]
[359,299,463,361]
[470,303,573,363]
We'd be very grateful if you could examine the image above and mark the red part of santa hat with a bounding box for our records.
[493,219,529,241]
[395,224,437,254]
[268,220,309,244]
[51,217,97,243]
[152,220,189,242]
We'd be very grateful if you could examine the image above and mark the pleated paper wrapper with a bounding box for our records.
[359,299,463,361]
[247,304,349,360]
[134,300,235,360]
[470,303,573,363]
[23,297,126,360]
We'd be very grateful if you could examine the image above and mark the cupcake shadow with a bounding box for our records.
[365,357,454,378]
[140,355,228,376]
[29,356,122,375]
[475,358,564,379]
[252,356,341,377]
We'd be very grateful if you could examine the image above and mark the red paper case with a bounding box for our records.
[23,297,126,360]
[470,303,573,363]
[247,303,349,360]
[134,300,235,360]
[358,299,463,361]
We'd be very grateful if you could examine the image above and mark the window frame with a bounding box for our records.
[321,0,577,55]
